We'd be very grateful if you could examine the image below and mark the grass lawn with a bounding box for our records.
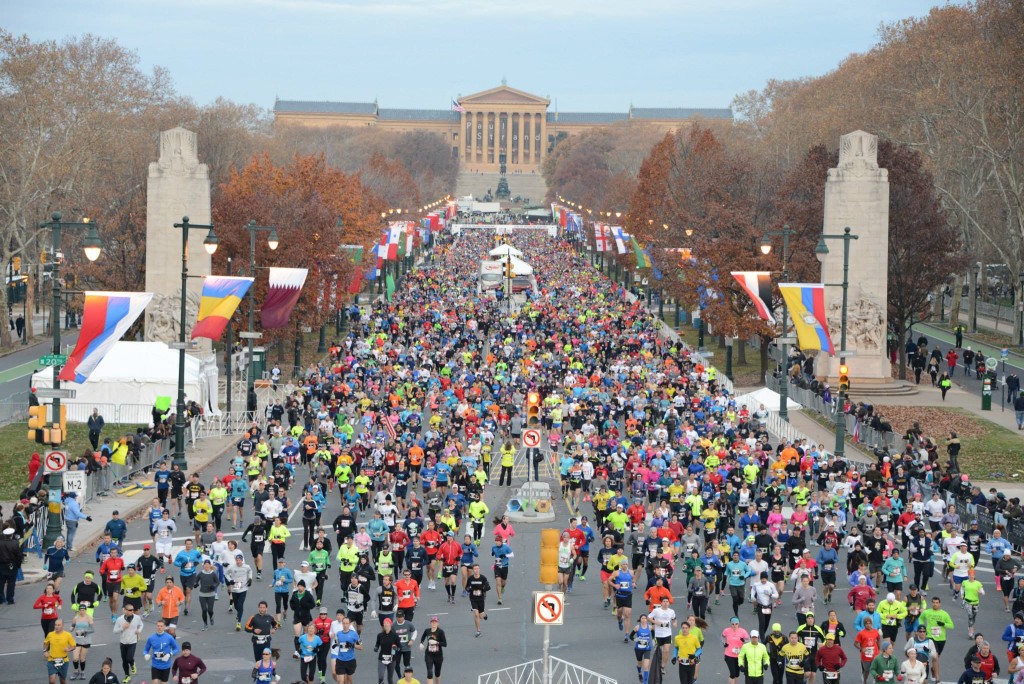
[669,324,767,386]
[808,405,1021,480]
[0,421,140,502]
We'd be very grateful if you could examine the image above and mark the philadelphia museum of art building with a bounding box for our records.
[273,84,732,174]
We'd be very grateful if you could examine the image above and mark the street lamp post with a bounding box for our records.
[1019,273,1024,346]
[971,263,980,334]
[815,226,859,460]
[761,224,793,422]
[171,217,219,470]
[242,221,279,418]
[37,212,102,548]
[225,257,234,415]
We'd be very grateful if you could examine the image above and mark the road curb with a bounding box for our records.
[17,436,237,585]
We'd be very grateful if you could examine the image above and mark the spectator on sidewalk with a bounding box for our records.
[63,492,92,553]
[1015,392,1024,430]
[0,525,25,604]
[28,452,42,484]
[87,409,105,452]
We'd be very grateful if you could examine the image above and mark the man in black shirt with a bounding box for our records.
[465,564,491,638]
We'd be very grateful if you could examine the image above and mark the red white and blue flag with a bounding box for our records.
[59,291,153,383]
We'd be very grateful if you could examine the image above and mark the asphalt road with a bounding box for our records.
[0,331,79,401]
[914,323,1024,402]
[1,463,1021,684]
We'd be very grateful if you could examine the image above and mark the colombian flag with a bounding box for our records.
[59,291,153,383]
[778,283,834,355]
[192,276,254,340]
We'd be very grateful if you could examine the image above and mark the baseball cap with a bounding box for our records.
[319,607,328,613]
[750,630,760,638]
[143,544,151,550]
[300,561,310,566]
[825,633,835,641]
[430,615,439,622]
[772,623,782,632]
[263,648,272,655]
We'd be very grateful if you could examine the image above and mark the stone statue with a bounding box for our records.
[153,127,208,179]
[826,286,885,353]
[147,289,201,344]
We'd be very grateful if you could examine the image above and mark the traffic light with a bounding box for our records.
[539,528,559,584]
[838,364,850,393]
[28,405,48,444]
[505,260,514,279]
[526,391,541,427]
[50,404,67,445]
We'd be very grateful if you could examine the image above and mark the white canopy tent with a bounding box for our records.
[489,244,524,258]
[31,341,219,423]
[508,256,533,275]
[733,386,802,413]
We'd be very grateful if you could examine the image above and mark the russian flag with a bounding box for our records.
[192,276,253,340]
[59,292,153,383]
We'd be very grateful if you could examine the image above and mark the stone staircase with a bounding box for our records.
[847,380,919,398]
[455,171,548,205]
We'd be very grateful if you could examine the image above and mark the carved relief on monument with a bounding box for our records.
[825,286,885,353]
[146,288,201,344]
[150,127,209,179]
[827,130,889,181]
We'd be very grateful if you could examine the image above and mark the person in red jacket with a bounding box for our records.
[815,632,848,678]
[626,501,647,529]
[389,527,410,572]
[420,523,443,592]
[395,569,420,621]
[34,582,62,635]
[436,533,462,604]
[312,606,333,682]
[27,452,41,485]
[99,547,125,615]
[848,576,877,613]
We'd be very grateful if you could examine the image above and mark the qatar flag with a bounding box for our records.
[261,267,308,329]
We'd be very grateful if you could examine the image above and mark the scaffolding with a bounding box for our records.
[478,656,617,684]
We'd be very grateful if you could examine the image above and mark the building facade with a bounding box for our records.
[273,84,732,173]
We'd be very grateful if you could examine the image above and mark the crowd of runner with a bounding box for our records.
[30,224,1024,684]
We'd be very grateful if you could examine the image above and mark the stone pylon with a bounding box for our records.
[818,130,892,382]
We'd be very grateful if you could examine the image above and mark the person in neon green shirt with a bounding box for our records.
[961,572,984,637]
[468,501,490,543]
[919,596,954,654]
[605,505,629,535]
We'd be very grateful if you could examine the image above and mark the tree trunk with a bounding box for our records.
[24,273,37,340]
[897,323,908,381]
[737,338,747,366]
[293,335,302,378]
[0,259,11,348]
[950,275,964,326]
[759,337,769,379]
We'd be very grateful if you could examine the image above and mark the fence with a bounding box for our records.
[187,411,252,444]
[478,657,617,684]
[0,390,30,427]
[78,434,175,504]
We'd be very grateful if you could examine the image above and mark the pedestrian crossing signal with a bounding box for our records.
[838,364,850,393]
[526,391,540,427]
[28,405,48,443]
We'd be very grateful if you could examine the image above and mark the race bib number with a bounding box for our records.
[930,627,941,638]
[636,638,649,649]
[302,654,314,663]
[156,652,170,662]
[109,571,120,581]
[52,658,65,668]
[428,640,439,653]
[473,589,482,596]
[255,635,270,644]
[825,672,839,680]
[762,607,772,614]
[863,646,875,658]
[381,654,393,665]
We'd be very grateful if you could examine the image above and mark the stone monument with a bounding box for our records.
[818,130,891,383]
[144,127,212,355]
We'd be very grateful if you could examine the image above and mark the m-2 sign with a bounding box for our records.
[44,450,68,473]
[533,591,564,625]
[62,471,87,501]
[522,429,541,449]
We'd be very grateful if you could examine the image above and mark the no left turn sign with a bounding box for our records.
[522,429,541,449]
[44,450,68,473]
[534,591,564,625]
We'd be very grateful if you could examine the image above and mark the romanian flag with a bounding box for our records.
[261,267,308,329]
[631,236,651,268]
[779,283,834,355]
[59,291,153,383]
[731,271,775,325]
[191,276,253,340]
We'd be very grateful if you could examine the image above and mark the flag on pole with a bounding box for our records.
[451,99,466,113]
[347,267,364,294]
[594,224,608,252]
[261,267,308,329]
[59,291,153,383]
[611,226,627,254]
[631,236,651,268]
[730,271,776,325]
[191,276,254,340]
[385,273,396,301]
[385,223,404,260]
[778,283,834,355]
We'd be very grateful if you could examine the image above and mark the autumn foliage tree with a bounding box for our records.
[212,154,385,359]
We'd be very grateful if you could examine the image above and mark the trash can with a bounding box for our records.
[982,376,993,411]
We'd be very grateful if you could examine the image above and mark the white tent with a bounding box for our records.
[489,244,524,258]
[733,386,802,413]
[31,341,219,424]
[508,256,533,275]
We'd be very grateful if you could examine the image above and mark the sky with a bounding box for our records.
[6,0,957,113]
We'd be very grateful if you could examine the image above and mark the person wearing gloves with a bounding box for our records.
[392,611,417,673]
[672,619,702,684]
[224,553,254,631]
[738,630,771,684]
[867,641,899,684]
[877,594,908,643]
[196,560,221,631]
[793,574,818,625]
[142,619,180,684]
[880,552,908,601]
[419,615,447,684]
[289,580,316,658]
[374,617,401,684]
[815,633,848,683]
[111,604,144,683]
[765,623,787,684]
[752,573,780,635]
[170,642,206,684]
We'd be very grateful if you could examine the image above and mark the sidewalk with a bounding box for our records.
[19,434,237,584]
[919,319,1024,365]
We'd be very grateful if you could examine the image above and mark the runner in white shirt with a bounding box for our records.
[648,598,677,667]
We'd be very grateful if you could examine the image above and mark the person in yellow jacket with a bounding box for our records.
[119,564,149,613]
[672,620,702,684]
[267,517,290,565]
[780,631,810,678]
[468,500,490,543]
[738,630,771,680]
[208,482,228,532]
[499,442,515,487]
[877,593,908,642]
